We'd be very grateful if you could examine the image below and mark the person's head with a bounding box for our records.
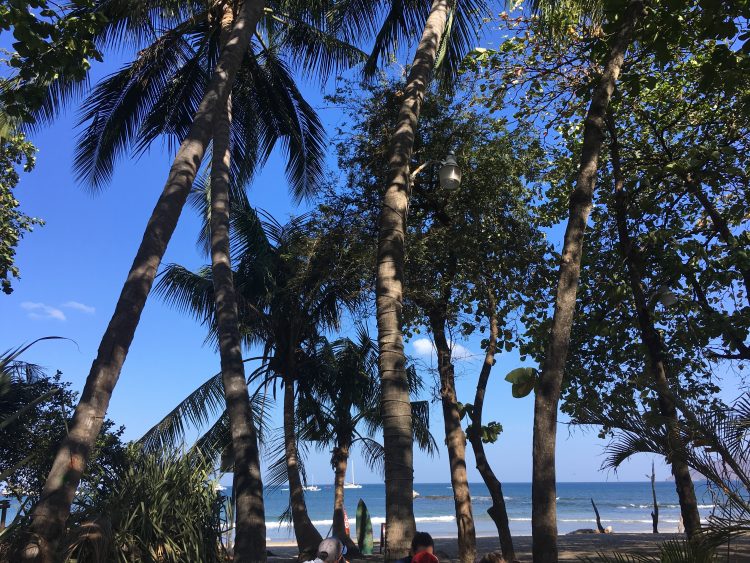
[412,552,439,563]
[316,538,346,562]
[410,531,434,555]
[478,552,507,563]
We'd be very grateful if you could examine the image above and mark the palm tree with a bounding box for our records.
[25,2,362,560]
[296,332,437,554]
[144,205,365,559]
[329,1,489,557]
[529,3,644,562]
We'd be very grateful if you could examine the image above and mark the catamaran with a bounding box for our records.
[343,460,362,489]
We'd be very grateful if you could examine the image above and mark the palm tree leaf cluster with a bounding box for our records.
[576,392,750,543]
[71,0,364,199]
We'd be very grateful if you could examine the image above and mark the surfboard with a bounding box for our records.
[356,498,373,555]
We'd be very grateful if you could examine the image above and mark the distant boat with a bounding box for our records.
[344,460,362,489]
[303,474,321,492]
[1,487,10,496]
[213,483,227,492]
[412,490,420,499]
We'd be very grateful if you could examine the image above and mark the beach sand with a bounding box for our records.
[267,533,750,561]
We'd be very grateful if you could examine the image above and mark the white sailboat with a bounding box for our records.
[343,460,362,489]
[302,474,320,492]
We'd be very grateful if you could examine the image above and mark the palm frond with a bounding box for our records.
[411,399,437,455]
[273,11,368,80]
[579,538,718,563]
[236,46,326,200]
[139,372,225,452]
[362,0,429,79]
[357,436,385,476]
[154,264,215,326]
[74,23,200,190]
[433,0,490,92]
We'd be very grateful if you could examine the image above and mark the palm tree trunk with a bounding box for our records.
[375,2,450,559]
[608,119,701,538]
[467,300,515,561]
[531,3,642,562]
[19,3,266,561]
[283,376,323,559]
[331,444,360,555]
[430,313,477,563]
[210,6,266,560]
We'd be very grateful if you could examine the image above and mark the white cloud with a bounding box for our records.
[451,343,473,360]
[62,301,95,314]
[411,338,475,361]
[412,338,435,357]
[21,302,66,321]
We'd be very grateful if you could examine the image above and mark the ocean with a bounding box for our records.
[259,481,716,543]
[2,481,717,543]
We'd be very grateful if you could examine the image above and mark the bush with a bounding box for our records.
[63,446,226,563]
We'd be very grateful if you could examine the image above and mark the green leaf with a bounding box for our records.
[504,367,538,398]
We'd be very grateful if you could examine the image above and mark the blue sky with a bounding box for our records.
[3,20,741,488]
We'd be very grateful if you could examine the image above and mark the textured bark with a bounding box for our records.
[19,3,266,561]
[375,1,450,560]
[210,6,266,560]
[467,304,515,561]
[609,120,701,538]
[331,445,360,555]
[530,4,642,562]
[284,377,323,559]
[430,314,477,563]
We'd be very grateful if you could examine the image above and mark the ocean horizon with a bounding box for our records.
[257,481,715,543]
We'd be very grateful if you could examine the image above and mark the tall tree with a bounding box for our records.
[528,4,643,561]
[297,334,436,555]
[209,4,266,559]
[607,115,701,536]
[324,79,547,561]
[353,1,487,556]
[23,1,361,559]
[146,207,365,558]
[20,4,267,561]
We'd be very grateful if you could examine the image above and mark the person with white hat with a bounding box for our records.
[303,537,348,563]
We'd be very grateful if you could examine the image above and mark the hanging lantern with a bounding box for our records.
[656,285,678,307]
[438,151,462,190]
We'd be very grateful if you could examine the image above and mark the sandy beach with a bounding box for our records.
[267,533,750,561]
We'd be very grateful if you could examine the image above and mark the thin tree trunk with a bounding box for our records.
[210,6,266,560]
[375,1,450,560]
[531,4,642,562]
[590,499,605,533]
[283,376,323,559]
[608,119,701,538]
[467,301,515,561]
[685,176,750,302]
[650,461,659,534]
[19,3,266,561]
[430,313,477,563]
[331,444,360,555]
